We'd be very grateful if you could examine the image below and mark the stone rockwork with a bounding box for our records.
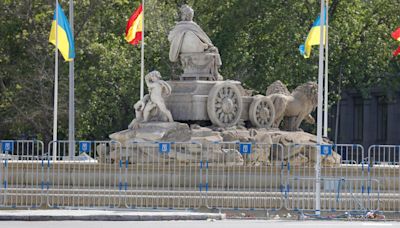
[106,124,340,167]
[264,129,341,167]
[107,122,191,163]
[110,122,191,146]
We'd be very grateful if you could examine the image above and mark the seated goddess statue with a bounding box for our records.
[168,4,222,81]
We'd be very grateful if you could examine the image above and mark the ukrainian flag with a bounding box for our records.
[299,9,326,59]
[49,3,75,61]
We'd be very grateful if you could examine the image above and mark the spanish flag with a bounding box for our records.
[299,9,327,58]
[125,4,143,45]
[49,3,75,61]
[391,27,400,57]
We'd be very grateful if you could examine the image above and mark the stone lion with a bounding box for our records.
[266,81,318,131]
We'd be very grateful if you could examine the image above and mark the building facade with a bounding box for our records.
[330,89,400,149]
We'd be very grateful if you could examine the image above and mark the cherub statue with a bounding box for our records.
[128,71,173,129]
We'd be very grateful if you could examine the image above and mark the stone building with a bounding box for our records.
[329,89,400,149]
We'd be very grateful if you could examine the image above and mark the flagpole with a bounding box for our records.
[53,0,59,161]
[323,0,329,138]
[68,0,75,159]
[315,0,325,216]
[140,0,145,99]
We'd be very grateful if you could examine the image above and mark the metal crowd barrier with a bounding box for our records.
[368,145,400,212]
[286,177,380,212]
[124,141,203,209]
[286,144,379,212]
[46,140,122,208]
[1,140,398,213]
[285,144,319,211]
[0,140,45,208]
[204,142,284,210]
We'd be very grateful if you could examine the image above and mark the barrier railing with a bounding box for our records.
[368,145,400,212]
[285,144,319,211]
[286,144,378,212]
[46,140,122,208]
[2,140,399,212]
[0,140,45,208]
[124,141,203,209]
[204,142,284,210]
[286,177,380,212]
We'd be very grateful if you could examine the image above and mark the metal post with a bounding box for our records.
[53,0,59,162]
[315,0,325,216]
[334,66,343,145]
[68,0,75,159]
[323,0,329,138]
[140,0,145,99]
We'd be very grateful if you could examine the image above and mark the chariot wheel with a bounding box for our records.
[249,95,275,129]
[207,82,243,127]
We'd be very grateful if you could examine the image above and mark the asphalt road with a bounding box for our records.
[0,220,396,228]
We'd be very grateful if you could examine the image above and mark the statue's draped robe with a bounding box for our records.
[168,21,222,66]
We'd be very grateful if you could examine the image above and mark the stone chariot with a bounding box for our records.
[165,80,276,129]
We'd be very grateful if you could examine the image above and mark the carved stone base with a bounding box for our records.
[107,125,340,167]
[180,52,220,81]
[109,122,192,146]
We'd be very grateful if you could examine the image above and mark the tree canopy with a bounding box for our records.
[1,0,399,141]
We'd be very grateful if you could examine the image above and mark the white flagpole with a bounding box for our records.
[53,0,59,161]
[140,0,145,99]
[315,0,325,216]
[68,0,75,159]
[323,0,329,138]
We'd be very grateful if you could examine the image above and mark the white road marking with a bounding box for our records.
[362,223,392,226]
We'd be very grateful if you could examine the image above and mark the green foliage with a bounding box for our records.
[0,0,399,141]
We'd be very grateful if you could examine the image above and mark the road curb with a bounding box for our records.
[0,211,226,221]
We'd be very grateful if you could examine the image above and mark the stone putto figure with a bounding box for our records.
[128,71,173,129]
[168,4,222,81]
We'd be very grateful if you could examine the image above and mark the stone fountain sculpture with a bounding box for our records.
[106,5,340,167]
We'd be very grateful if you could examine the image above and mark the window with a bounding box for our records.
[377,96,388,142]
[353,97,363,142]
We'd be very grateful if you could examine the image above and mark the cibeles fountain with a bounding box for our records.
[109,4,340,166]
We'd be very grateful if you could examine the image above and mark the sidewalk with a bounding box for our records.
[0,209,226,221]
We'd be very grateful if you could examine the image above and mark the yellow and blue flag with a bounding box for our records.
[299,9,326,58]
[49,3,75,61]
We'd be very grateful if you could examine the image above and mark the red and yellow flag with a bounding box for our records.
[125,4,143,45]
[392,27,400,41]
[393,47,400,57]
[392,27,400,57]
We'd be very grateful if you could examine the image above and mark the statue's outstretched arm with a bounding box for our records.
[143,94,150,102]
[145,74,152,86]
